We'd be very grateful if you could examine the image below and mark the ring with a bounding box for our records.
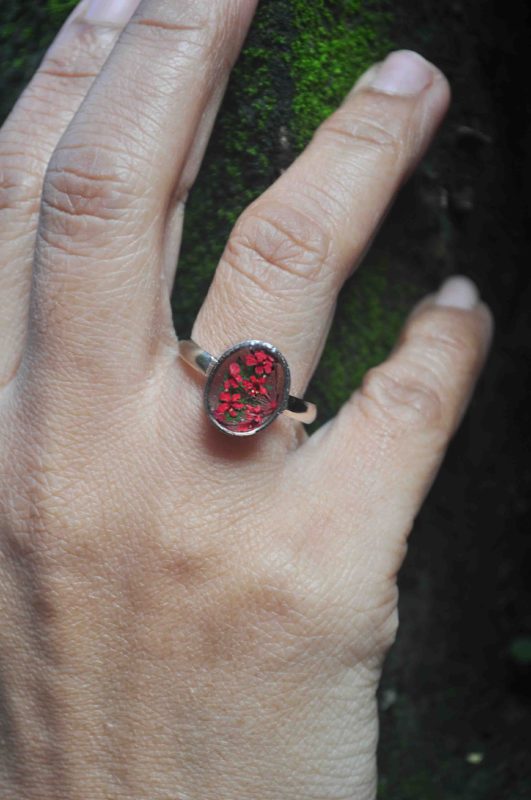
[178,339,317,437]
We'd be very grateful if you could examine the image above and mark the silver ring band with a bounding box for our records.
[178,339,317,436]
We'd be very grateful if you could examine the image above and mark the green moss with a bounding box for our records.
[173,0,298,330]
[0,6,55,120]
[47,0,76,21]
[509,636,531,665]
[290,1,391,148]
[313,259,414,423]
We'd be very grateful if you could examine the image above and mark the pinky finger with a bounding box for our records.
[304,276,493,543]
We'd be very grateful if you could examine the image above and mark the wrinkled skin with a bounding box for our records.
[0,1,492,798]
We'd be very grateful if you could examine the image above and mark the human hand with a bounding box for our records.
[0,1,493,798]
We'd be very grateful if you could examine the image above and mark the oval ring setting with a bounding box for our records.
[178,339,317,437]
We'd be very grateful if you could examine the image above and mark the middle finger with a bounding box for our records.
[27,0,257,387]
[0,0,141,387]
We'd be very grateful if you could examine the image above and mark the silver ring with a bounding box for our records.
[178,339,317,437]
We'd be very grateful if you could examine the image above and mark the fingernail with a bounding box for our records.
[82,0,141,26]
[369,50,434,96]
[435,276,479,310]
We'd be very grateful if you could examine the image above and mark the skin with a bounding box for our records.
[0,1,493,798]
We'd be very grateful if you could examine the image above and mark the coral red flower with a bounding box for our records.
[256,362,273,375]
[242,374,268,396]
[256,352,274,374]
[245,350,275,375]
[215,391,244,418]
[221,361,244,392]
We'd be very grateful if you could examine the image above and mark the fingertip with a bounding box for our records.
[434,275,479,310]
[350,50,450,104]
[431,277,493,353]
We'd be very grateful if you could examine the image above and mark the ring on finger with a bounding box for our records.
[178,339,317,437]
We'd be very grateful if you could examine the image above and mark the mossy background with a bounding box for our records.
[1,0,530,797]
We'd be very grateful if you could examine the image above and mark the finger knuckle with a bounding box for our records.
[40,143,139,244]
[359,366,444,432]
[125,7,234,76]
[406,313,480,366]
[316,104,403,160]
[39,24,109,83]
[129,9,212,41]
[223,202,332,295]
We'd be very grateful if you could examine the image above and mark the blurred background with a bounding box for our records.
[1,0,530,797]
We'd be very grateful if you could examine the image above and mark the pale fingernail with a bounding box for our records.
[435,276,479,310]
[83,0,141,26]
[369,50,434,96]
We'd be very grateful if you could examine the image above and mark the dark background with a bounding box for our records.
[1,1,530,797]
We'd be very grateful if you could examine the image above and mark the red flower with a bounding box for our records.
[256,352,275,374]
[214,353,279,430]
[236,405,264,432]
[215,391,244,419]
[247,405,265,425]
[245,350,275,375]
[222,361,244,391]
[241,374,268,397]
[256,362,273,375]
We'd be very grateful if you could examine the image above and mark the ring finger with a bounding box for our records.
[192,51,451,404]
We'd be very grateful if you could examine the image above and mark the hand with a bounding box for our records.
[0,2,492,798]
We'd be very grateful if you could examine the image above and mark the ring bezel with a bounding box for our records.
[203,339,291,437]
